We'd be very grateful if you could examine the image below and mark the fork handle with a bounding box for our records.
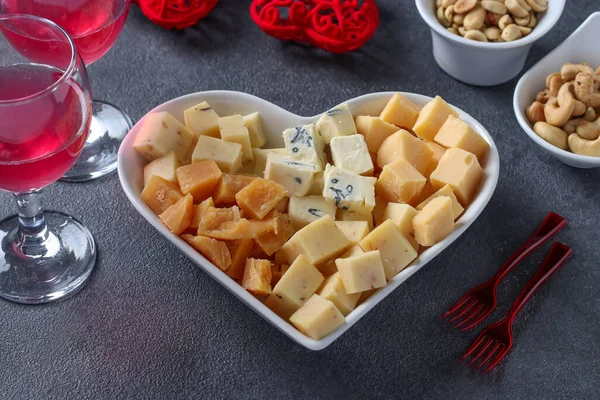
[491,212,566,284]
[505,242,572,322]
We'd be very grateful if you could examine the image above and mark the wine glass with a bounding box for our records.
[0,0,133,182]
[0,14,96,304]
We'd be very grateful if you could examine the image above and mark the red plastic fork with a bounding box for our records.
[459,242,572,373]
[441,212,566,331]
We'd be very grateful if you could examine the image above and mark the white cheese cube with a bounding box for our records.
[252,148,286,177]
[264,153,316,197]
[336,250,387,294]
[318,272,360,316]
[323,164,377,214]
[330,134,374,176]
[334,221,370,245]
[289,294,345,340]
[243,112,267,148]
[191,135,242,173]
[143,151,181,187]
[316,103,357,145]
[184,101,220,138]
[283,124,325,171]
[134,111,195,163]
[218,115,253,163]
[289,195,337,230]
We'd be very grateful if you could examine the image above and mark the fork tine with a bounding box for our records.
[446,299,479,324]
[460,306,491,332]
[459,333,486,362]
[474,340,501,370]
[440,295,472,318]
[466,337,493,367]
[454,303,485,329]
[483,344,509,374]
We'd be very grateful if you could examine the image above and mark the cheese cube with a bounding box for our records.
[159,193,194,235]
[355,116,400,153]
[317,272,361,316]
[358,288,377,305]
[242,258,272,296]
[243,112,267,148]
[413,196,454,247]
[318,244,365,277]
[143,151,181,187]
[134,111,195,163]
[336,209,374,231]
[249,211,294,256]
[235,177,287,219]
[359,220,418,280]
[186,197,215,234]
[323,164,377,214]
[377,130,433,175]
[381,203,418,236]
[424,141,447,177]
[316,103,357,144]
[266,254,324,319]
[278,215,351,265]
[330,135,374,176]
[141,175,184,215]
[309,171,325,195]
[283,124,325,171]
[434,115,489,160]
[430,148,483,206]
[336,250,387,294]
[289,294,345,340]
[410,180,436,207]
[406,234,420,252]
[237,160,256,175]
[271,264,289,286]
[379,93,422,130]
[412,96,459,141]
[273,196,289,213]
[218,115,253,163]
[252,148,286,177]
[213,174,255,206]
[264,154,316,197]
[225,239,254,280]
[417,184,464,220]
[175,160,222,203]
[334,221,370,245]
[289,195,337,230]
[375,158,427,204]
[372,196,387,227]
[182,234,231,271]
[184,101,220,138]
[192,135,242,173]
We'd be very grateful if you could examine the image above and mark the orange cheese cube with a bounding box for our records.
[225,239,255,280]
[413,196,454,247]
[377,130,433,174]
[235,177,287,219]
[375,158,426,203]
[413,96,459,141]
[355,116,400,153]
[249,211,295,256]
[417,184,464,220]
[430,148,483,206]
[434,115,489,160]
[175,160,222,203]
[213,174,256,206]
[182,234,231,271]
[141,175,184,215]
[379,93,422,130]
[198,219,254,240]
[242,258,272,296]
[159,194,194,235]
[185,197,215,234]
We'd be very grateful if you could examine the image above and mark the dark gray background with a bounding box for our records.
[1,1,599,399]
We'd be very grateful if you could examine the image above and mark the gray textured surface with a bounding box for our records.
[1,1,600,399]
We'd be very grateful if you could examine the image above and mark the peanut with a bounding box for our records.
[464,30,488,41]
[501,24,523,42]
[463,6,486,30]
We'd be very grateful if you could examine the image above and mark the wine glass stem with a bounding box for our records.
[13,190,49,247]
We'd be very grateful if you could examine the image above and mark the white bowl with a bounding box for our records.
[514,12,600,169]
[118,91,500,350]
[415,0,565,86]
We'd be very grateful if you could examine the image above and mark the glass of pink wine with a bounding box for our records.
[1,0,132,182]
[0,14,96,303]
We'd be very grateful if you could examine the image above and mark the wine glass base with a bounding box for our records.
[61,100,132,183]
[0,212,96,304]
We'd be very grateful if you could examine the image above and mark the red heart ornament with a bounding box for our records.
[135,0,220,30]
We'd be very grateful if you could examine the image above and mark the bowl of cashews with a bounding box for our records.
[415,0,565,86]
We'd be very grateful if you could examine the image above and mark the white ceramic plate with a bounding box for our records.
[118,91,500,351]
[514,12,600,169]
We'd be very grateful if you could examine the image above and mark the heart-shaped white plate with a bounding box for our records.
[118,91,500,351]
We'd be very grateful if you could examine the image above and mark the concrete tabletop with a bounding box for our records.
[1,1,599,399]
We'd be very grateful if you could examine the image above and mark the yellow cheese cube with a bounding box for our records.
[218,115,253,163]
[381,203,417,236]
[336,209,374,231]
[242,258,272,296]
[134,111,196,163]
[430,148,483,206]
[417,184,464,220]
[413,196,454,247]
[277,215,351,266]
[318,245,365,277]
[424,141,447,177]
[434,115,489,160]
[377,130,433,174]
[406,234,420,252]
[265,254,324,319]
[191,135,243,173]
[379,93,422,130]
[355,116,400,153]
[358,288,377,305]
[184,101,220,138]
[336,250,387,294]
[243,112,267,148]
[359,220,418,280]
[372,196,387,227]
[309,171,325,195]
[412,96,459,141]
[159,193,194,235]
[289,294,345,340]
[375,158,426,204]
[143,151,181,187]
[334,221,370,245]
[252,148,286,177]
[318,272,361,316]
[410,180,436,207]
[289,195,337,230]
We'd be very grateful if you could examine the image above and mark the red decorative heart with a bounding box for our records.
[135,0,220,30]
[250,0,379,54]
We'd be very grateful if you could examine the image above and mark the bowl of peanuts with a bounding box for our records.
[415,0,565,86]
[514,12,600,168]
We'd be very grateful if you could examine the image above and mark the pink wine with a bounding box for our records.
[0,0,130,65]
[0,64,91,192]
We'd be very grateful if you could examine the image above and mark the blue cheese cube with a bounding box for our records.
[316,103,357,145]
[323,164,377,214]
[283,124,325,171]
[330,134,374,176]
[264,153,316,197]
[289,195,337,230]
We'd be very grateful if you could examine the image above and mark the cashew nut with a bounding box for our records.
[573,72,600,108]
[463,6,486,30]
[506,0,529,18]
[483,26,502,41]
[575,117,600,140]
[533,122,568,150]
[596,66,600,76]
[526,101,546,124]
[568,133,600,157]
[454,0,478,14]
[526,0,547,12]
[562,118,587,134]
[584,107,597,122]
[561,63,597,82]
[528,11,537,28]
[546,73,562,90]
[481,0,508,14]
[573,100,586,117]
[536,89,551,104]
[547,74,565,97]
[544,83,576,127]
[501,24,523,41]
[498,14,514,30]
